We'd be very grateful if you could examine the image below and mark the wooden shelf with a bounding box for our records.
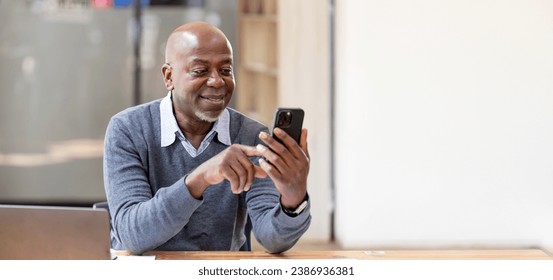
[239,14,277,22]
[236,0,279,126]
[239,0,277,15]
[241,63,278,77]
[236,0,332,242]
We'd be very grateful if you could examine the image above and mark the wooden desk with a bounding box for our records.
[116,249,552,260]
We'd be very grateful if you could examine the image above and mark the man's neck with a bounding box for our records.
[174,112,214,149]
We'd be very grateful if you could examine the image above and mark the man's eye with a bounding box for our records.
[220,68,233,76]
[190,69,207,76]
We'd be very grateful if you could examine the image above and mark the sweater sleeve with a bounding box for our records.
[103,116,202,254]
[246,173,311,253]
[244,123,312,255]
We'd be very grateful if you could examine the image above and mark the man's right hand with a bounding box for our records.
[185,144,267,199]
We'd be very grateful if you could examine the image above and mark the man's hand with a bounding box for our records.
[256,128,310,209]
[185,144,267,198]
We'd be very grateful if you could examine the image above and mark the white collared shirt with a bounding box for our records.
[160,92,231,157]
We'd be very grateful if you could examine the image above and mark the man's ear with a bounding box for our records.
[161,63,174,90]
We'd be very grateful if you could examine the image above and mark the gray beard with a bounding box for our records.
[195,109,223,123]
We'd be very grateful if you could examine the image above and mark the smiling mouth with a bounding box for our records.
[201,95,225,102]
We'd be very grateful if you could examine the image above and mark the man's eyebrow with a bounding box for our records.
[189,58,233,65]
[220,58,233,64]
[190,58,209,64]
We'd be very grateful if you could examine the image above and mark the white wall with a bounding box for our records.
[335,0,553,251]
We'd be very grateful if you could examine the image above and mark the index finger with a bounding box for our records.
[237,144,264,158]
[273,127,304,159]
[237,144,268,182]
[299,128,310,160]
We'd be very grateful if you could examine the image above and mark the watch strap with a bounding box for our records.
[282,193,309,217]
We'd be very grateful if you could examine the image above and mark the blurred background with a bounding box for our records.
[1,0,553,253]
[0,0,237,205]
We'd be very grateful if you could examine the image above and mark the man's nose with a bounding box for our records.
[206,70,225,88]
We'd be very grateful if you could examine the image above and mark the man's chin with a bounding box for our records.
[195,110,223,122]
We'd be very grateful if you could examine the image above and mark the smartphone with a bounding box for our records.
[271,108,304,144]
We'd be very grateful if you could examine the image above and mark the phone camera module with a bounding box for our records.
[278,111,293,127]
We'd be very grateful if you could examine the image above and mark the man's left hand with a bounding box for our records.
[257,128,310,209]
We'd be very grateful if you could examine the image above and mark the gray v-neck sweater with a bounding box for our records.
[103,99,311,254]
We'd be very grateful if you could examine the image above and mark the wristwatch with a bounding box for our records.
[282,194,309,217]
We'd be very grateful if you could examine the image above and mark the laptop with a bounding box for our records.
[0,204,111,260]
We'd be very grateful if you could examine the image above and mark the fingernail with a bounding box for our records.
[259,132,268,139]
[256,144,266,152]
[274,128,285,136]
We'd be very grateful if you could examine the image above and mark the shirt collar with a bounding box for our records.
[160,91,231,147]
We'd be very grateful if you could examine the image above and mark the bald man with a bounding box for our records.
[103,22,311,254]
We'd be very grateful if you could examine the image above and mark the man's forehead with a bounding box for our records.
[175,32,230,49]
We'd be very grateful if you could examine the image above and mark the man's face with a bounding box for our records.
[168,32,235,123]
